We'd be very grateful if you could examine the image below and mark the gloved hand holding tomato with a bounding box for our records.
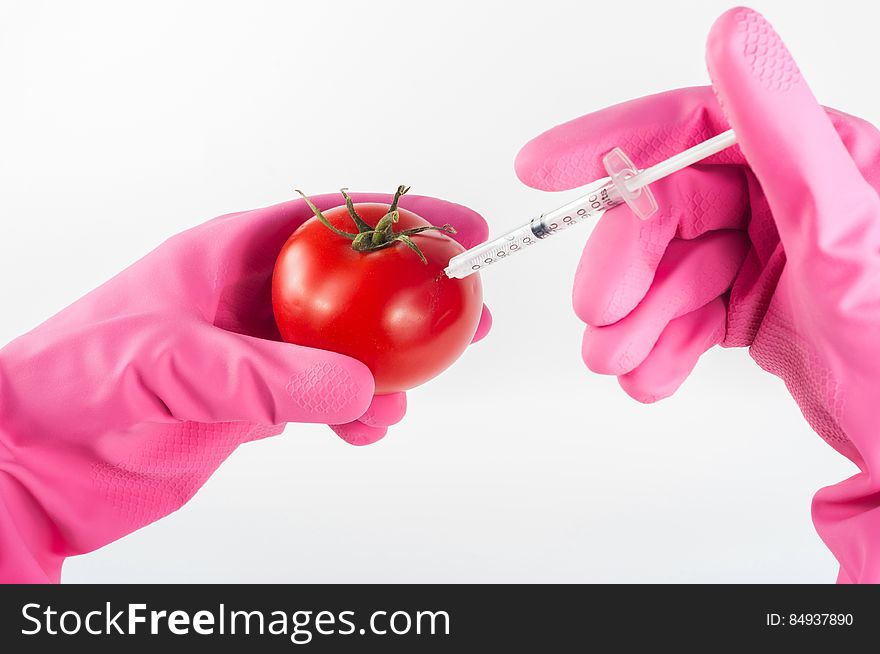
[0,190,490,582]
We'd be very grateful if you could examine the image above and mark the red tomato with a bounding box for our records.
[272,202,483,394]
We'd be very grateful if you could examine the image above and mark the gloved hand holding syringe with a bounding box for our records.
[445,129,738,279]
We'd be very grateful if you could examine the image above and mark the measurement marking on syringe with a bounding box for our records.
[444,129,738,280]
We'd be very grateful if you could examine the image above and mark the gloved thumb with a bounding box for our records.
[143,321,375,426]
[706,8,880,273]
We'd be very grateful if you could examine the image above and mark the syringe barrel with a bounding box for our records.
[444,223,539,279]
[444,131,739,280]
[444,180,619,279]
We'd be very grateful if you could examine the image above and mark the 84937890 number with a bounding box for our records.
[790,614,853,626]
[766,613,854,626]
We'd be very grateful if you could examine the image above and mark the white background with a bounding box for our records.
[0,0,873,582]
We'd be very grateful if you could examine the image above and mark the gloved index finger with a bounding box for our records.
[514,86,737,193]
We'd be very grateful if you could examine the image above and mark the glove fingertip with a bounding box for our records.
[359,392,407,428]
[514,134,577,191]
[471,305,493,344]
[705,7,751,85]
[617,298,727,404]
[514,136,546,189]
[573,279,630,327]
[282,351,375,425]
[618,372,681,405]
[330,422,388,447]
[581,326,639,376]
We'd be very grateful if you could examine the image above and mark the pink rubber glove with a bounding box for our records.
[516,7,880,583]
[0,192,491,583]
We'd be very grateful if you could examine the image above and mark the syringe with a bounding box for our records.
[444,129,738,279]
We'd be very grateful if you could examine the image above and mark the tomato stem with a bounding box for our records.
[340,188,374,233]
[295,190,356,240]
[298,186,457,264]
[395,234,428,264]
[389,185,410,214]
[372,210,399,245]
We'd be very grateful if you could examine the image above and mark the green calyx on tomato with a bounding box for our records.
[295,185,457,264]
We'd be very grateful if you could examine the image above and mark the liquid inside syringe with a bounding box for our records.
[444,178,622,279]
